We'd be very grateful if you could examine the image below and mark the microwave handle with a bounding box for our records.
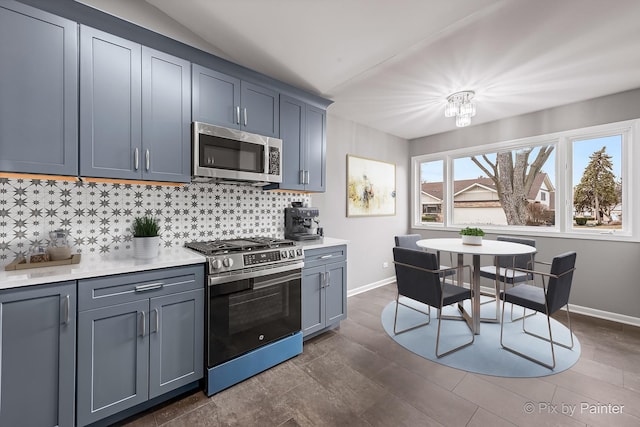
[236,106,240,125]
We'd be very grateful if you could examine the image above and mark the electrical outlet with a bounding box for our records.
[383,262,389,268]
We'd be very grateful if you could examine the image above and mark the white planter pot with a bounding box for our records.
[461,235,483,246]
[133,236,160,259]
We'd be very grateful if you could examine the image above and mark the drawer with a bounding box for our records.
[78,265,204,311]
[303,245,347,269]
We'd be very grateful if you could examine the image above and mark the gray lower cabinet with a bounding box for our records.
[76,265,204,426]
[192,64,279,137]
[302,245,347,338]
[274,95,326,192]
[0,0,78,176]
[80,25,191,183]
[0,281,76,427]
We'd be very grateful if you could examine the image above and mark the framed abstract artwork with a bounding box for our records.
[346,155,396,217]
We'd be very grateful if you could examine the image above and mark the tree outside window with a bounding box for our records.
[572,136,622,229]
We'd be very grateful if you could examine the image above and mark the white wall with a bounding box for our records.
[313,114,410,292]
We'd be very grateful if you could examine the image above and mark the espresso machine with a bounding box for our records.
[285,206,322,241]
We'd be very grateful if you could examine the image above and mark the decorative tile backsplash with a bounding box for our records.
[0,178,309,265]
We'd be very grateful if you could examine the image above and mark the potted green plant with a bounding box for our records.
[131,216,160,259]
[459,227,485,246]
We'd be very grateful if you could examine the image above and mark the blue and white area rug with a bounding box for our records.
[381,298,581,377]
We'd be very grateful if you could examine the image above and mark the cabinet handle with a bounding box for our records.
[320,272,326,288]
[305,171,310,185]
[325,271,331,287]
[145,149,150,171]
[243,108,248,127]
[134,148,139,170]
[236,106,240,124]
[299,170,304,185]
[62,294,70,325]
[139,311,146,337]
[320,254,333,259]
[135,282,164,292]
[153,308,159,334]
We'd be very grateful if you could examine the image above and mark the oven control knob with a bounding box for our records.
[296,248,303,257]
[211,259,223,270]
[223,257,233,268]
[281,250,288,258]
[289,249,295,258]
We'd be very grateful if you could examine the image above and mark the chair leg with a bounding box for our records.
[501,304,575,369]
[435,303,475,358]
[500,300,555,369]
[393,293,431,335]
[523,305,575,350]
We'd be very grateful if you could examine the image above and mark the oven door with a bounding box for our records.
[207,267,301,367]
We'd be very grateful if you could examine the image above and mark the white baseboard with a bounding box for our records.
[347,276,395,297]
[349,280,640,328]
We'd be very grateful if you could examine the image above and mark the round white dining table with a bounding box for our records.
[416,238,537,334]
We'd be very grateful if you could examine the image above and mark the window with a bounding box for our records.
[418,160,444,224]
[412,120,636,241]
[571,134,623,230]
[451,145,555,227]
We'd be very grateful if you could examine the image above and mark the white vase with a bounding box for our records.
[461,235,483,246]
[133,236,160,259]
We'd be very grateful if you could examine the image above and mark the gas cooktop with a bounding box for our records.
[185,237,295,256]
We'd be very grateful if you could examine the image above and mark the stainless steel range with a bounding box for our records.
[185,237,304,396]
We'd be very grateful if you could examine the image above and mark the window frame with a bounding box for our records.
[411,119,637,242]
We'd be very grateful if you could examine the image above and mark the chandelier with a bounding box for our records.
[444,90,476,127]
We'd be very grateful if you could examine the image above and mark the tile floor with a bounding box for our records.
[120,284,640,427]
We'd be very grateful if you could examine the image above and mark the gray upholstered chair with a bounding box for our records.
[479,236,536,320]
[392,247,474,357]
[394,234,455,276]
[499,251,577,369]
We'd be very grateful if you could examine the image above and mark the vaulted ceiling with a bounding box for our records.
[143,0,640,140]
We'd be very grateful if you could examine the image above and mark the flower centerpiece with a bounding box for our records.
[132,216,160,259]
[459,227,485,246]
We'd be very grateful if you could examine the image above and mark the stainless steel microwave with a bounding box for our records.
[192,122,282,185]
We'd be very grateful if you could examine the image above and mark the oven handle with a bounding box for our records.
[253,271,301,290]
[208,262,304,286]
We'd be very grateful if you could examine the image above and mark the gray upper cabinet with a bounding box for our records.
[142,47,191,182]
[276,95,326,192]
[80,26,191,183]
[0,0,78,176]
[192,64,279,137]
[0,281,76,427]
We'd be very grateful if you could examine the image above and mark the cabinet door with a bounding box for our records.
[279,95,306,191]
[80,25,142,180]
[304,105,326,192]
[0,1,78,176]
[325,261,347,325]
[192,64,240,129]
[77,300,149,427]
[0,281,76,427]
[301,265,326,337]
[149,288,204,399]
[240,81,279,137]
[142,47,191,183]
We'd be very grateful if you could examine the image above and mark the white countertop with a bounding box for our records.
[297,237,349,251]
[0,238,349,291]
[0,246,206,291]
